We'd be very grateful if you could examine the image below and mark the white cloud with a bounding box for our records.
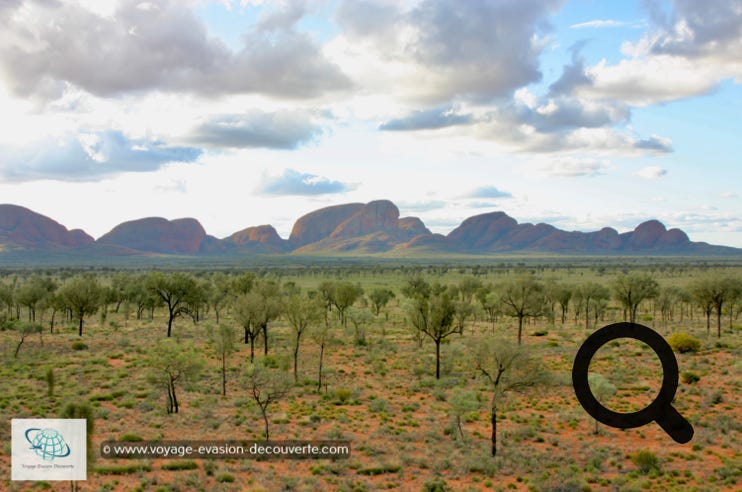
[636,165,668,179]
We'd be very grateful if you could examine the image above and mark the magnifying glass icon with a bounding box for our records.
[572,322,694,444]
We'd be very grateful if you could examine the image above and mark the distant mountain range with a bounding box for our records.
[0,201,739,259]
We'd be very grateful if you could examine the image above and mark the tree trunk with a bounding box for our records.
[249,335,255,363]
[260,406,270,440]
[262,323,269,355]
[221,351,227,397]
[317,342,325,392]
[490,404,497,457]
[517,314,524,345]
[171,379,179,414]
[167,313,173,338]
[293,332,301,384]
[78,317,83,337]
[435,339,441,379]
[717,308,722,338]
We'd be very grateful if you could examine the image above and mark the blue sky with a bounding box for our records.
[0,0,740,247]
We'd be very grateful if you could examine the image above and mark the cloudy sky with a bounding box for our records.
[0,0,740,247]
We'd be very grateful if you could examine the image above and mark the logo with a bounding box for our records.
[25,428,72,461]
[11,419,87,481]
[572,322,694,444]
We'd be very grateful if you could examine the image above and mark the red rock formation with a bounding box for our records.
[289,203,364,248]
[0,204,94,249]
[97,217,207,254]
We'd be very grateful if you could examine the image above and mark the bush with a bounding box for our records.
[422,477,451,492]
[667,333,701,353]
[631,450,659,474]
[161,460,198,471]
[682,371,700,384]
[71,341,88,351]
[216,473,235,483]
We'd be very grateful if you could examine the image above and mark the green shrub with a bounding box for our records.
[95,463,151,475]
[681,371,700,384]
[71,341,88,351]
[667,333,701,353]
[216,473,235,483]
[161,460,198,471]
[119,433,144,442]
[422,477,451,492]
[631,450,659,474]
[335,388,352,404]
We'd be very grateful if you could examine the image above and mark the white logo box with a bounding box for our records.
[11,419,87,481]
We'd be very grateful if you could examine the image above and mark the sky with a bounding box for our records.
[0,0,740,247]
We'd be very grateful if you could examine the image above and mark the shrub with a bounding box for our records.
[422,477,451,492]
[216,473,235,483]
[334,388,352,404]
[119,433,144,442]
[667,333,700,354]
[681,371,700,384]
[161,460,198,471]
[71,341,88,351]
[631,450,659,474]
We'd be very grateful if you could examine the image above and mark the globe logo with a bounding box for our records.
[25,428,71,461]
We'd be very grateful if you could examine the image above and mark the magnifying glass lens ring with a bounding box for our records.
[572,322,680,429]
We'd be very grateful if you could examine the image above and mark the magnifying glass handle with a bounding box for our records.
[656,405,694,444]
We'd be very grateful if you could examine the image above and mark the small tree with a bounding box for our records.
[284,292,323,384]
[473,338,547,457]
[368,288,395,317]
[212,324,237,396]
[612,273,659,324]
[147,272,198,337]
[587,373,616,434]
[244,362,292,440]
[404,280,458,379]
[499,276,545,345]
[346,306,374,346]
[309,314,336,392]
[332,282,364,328]
[147,340,204,414]
[59,275,103,336]
[448,388,480,441]
[578,282,610,330]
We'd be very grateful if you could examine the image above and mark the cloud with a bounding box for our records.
[634,135,673,153]
[636,165,668,179]
[540,158,612,177]
[466,186,513,199]
[397,200,447,212]
[189,111,323,150]
[335,0,563,103]
[569,19,646,29]
[573,1,742,106]
[0,130,201,182]
[0,0,350,100]
[379,106,474,131]
[258,169,354,196]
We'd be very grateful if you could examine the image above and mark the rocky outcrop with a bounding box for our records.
[0,204,94,249]
[289,203,364,248]
[1,201,738,258]
[97,217,207,254]
[225,225,287,253]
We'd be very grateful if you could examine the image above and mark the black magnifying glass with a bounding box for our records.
[572,322,693,444]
